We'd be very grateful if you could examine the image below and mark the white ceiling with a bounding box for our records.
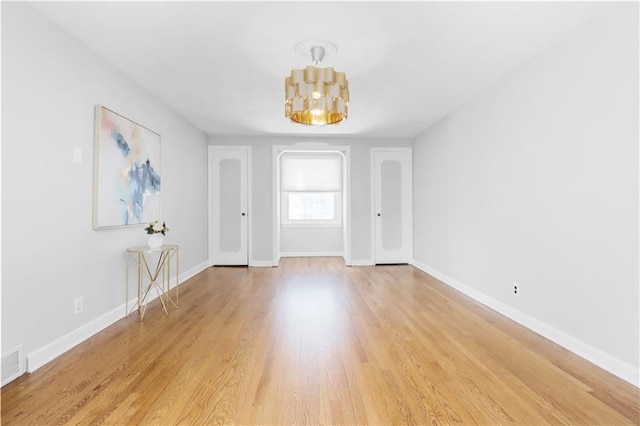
[31,1,610,139]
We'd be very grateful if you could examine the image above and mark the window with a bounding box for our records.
[280,154,343,226]
[288,192,336,221]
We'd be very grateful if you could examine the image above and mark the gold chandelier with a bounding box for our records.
[285,45,349,126]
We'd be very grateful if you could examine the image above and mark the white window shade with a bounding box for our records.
[281,156,342,192]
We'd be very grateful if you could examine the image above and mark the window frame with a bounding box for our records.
[281,191,343,227]
[279,151,345,228]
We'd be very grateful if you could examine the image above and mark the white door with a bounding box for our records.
[209,147,249,265]
[373,148,412,264]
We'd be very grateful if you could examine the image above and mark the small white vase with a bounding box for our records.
[148,233,164,249]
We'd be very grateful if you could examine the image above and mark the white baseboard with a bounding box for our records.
[27,260,210,373]
[250,260,274,267]
[349,259,374,266]
[179,260,210,284]
[279,251,344,258]
[411,260,639,388]
[27,305,123,373]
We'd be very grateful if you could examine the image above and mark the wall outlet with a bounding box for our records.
[513,282,520,298]
[74,297,83,315]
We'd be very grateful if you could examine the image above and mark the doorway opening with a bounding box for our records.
[273,145,351,266]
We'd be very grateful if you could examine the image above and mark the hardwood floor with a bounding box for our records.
[2,257,638,425]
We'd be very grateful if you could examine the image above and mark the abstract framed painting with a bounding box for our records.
[93,106,161,229]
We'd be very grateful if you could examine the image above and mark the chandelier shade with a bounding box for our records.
[285,46,349,126]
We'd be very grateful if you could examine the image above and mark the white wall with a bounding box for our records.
[412,4,639,385]
[1,3,209,370]
[209,136,412,264]
[280,227,343,255]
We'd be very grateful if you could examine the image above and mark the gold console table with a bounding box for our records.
[126,244,179,321]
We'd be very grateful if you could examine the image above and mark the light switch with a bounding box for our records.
[73,147,82,164]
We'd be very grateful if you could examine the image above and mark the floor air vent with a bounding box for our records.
[2,345,25,386]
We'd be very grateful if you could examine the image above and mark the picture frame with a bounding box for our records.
[93,105,161,229]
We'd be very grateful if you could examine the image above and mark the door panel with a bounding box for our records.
[219,159,242,252]
[380,160,403,251]
[374,149,411,264]
[210,148,248,265]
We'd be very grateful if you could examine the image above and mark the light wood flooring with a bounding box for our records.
[2,257,638,425]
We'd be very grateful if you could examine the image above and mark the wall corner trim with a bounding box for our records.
[411,260,640,388]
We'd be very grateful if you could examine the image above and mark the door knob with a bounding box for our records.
[241,212,246,216]
[377,213,381,216]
